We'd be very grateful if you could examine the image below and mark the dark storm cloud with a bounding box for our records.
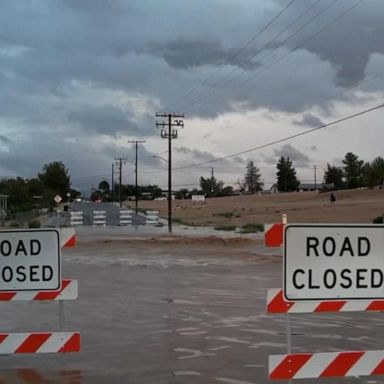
[68,106,142,137]
[293,113,325,128]
[145,39,229,69]
[273,144,310,168]
[0,135,11,145]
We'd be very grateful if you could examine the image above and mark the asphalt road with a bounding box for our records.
[0,227,383,383]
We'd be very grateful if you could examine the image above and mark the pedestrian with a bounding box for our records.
[330,192,336,203]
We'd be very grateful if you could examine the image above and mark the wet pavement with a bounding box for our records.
[0,226,383,383]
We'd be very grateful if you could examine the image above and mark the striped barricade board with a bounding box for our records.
[267,288,384,313]
[0,332,80,354]
[70,211,83,226]
[269,350,384,380]
[119,210,133,225]
[93,210,106,226]
[0,279,78,301]
[0,228,80,355]
[146,210,159,224]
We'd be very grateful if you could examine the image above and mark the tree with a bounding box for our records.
[199,176,224,197]
[38,161,71,202]
[276,156,300,192]
[362,157,384,188]
[323,163,344,190]
[98,180,110,193]
[342,152,363,189]
[243,160,263,194]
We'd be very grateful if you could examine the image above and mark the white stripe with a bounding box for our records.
[59,228,75,248]
[0,333,30,353]
[347,351,384,377]
[288,301,319,313]
[59,280,78,300]
[269,354,284,373]
[294,352,339,379]
[13,291,36,301]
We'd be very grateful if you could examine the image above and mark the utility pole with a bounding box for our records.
[314,165,317,191]
[211,167,214,193]
[114,157,127,208]
[155,113,184,233]
[111,163,114,201]
[128,140,146,213]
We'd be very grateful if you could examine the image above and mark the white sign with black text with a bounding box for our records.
[0,229,61,291]
[284,224,384,301]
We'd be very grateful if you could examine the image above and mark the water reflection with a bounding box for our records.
[0,368,83,384]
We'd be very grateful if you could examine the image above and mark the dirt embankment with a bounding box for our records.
[132,188,384,227]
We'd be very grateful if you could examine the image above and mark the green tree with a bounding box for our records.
[323,163,344,190]
[342,152,363,189]
[98,180,110,193]
[362,157,384,188]
[38,161,71,202]
[199,176,224,197]
[276,156,300,192]
[243,160,263,194]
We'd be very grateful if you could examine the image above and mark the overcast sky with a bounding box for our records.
[1,0,383,193]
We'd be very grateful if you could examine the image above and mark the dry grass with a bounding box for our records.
[133,189,384,226]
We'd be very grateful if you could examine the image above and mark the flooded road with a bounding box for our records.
[0,227,383,383]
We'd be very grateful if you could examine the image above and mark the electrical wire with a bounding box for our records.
[186,0,363,113]
[173,102,384,170]
[163,0,297,111]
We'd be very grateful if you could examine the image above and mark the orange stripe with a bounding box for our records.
[34,280,70,300]
[58,333,80,353]
[0,292,17,301]
[267,290,294,313]
[17,368,52,384]
[15,333,51,353]
[314,301,346,312]
[372,358,384,375]
[366,300,384,311]
[265,223,284,247]
[270,354,312,379]
[320,352,364,377]
[0,334,8,343]
[64,235,76,248]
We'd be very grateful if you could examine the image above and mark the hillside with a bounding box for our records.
[135,189,384,226]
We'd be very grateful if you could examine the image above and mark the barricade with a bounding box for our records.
[93,210,106,226]
[265,220,384,380]
[146,210,159,224]
[119,209,133,225]
[0,228,80,355]
[70,211,83,226]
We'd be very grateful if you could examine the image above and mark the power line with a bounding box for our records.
[184,0,328,111]
[163,0,297,111]
[186,0,363,114]
[173,102,384,171]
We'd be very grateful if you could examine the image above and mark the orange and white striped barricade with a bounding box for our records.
[0,332,80,354]
[269,350,384,380]
[267,223,384,380]
[0,228,80,355]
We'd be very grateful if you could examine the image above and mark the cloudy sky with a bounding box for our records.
[1,0,384,193]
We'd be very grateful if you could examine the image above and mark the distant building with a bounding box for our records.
[297,183,320,192]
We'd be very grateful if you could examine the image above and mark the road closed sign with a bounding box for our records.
[284,224,384,301]
[0,229,61,291]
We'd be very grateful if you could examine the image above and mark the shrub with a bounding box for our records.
[372,215,384,224]
[9,221,20,228]
[241,223,264,233]
[28,220,41,228]
[213,212,234,218]
[214,225,236,231]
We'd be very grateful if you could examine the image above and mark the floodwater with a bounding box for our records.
[0,226,383,383]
